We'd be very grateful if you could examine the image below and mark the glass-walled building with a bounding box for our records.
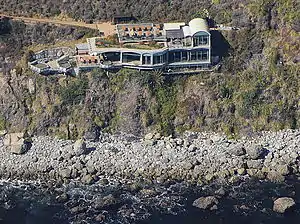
[77,18,212,72]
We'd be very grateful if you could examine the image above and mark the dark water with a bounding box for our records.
[0,177,299,224]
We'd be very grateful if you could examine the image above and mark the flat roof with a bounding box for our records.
[58,61,71,68]
[87,37,168,54]
[34,63,48,69]
[116,23,166,43]
[75,43,89,50]
[166,29,184,39]
[164,22,185,30]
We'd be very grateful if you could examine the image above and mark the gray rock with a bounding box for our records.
[237,168,246,175]
[193,196,219,210]
[10,142,31,155]
[93,194,120,210]
[87,165,97,175]
[246,159,264,169]
[210,135,223,143]
[56,193,69,203]
[60,168,72,179]
[267,171,285,183]
[182,161,194,170]
[98,178,109,185]
[95,214,105,222]
[70,206,86,214]
[154,133,161,140]
[3,133,31,154]
[188,144,197,152]
[71,168,79,178]
[74,161,84,171]
[273,197,296,213]
[73,139,87,156]
[63,152,73,160]
[275,164,290,176]
[82,174,94,184]
[231,144,246,156]
[144,133,154,140]
[246,145,266,160]
[205,173,214,182]
[139,188,158,198]
[176,138,183,146]
[215,187,226,197]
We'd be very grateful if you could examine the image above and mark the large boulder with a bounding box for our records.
[230,144,246,156]
[60,168,72,179]
[246,144,267,160]
[273,197,296,213]
[3,133,31,154]
[192,196,219,210]
[267,171,285,183]
[10,143,31,155]
[81,174,94,184]
[246,159,264,169]
[93,194,120,210]
[73,139,87,156]
[144,133,154,140]
[84,126,100,141]
[275,164,290,176]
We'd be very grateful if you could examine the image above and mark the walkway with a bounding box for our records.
[0,14,116,37]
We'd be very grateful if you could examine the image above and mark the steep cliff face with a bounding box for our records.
[0,62,298,139]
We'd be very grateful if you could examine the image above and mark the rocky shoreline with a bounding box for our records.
[0,129,299,185]
[0,129,299,223]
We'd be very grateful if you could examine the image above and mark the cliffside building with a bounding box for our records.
[75,18,212,74]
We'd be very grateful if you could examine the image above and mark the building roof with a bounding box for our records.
[166,29,184,39]
[75,43,89,50]
[188,18,209,36]
[163,22,185,31]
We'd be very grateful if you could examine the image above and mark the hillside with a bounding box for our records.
[0,0,299,139]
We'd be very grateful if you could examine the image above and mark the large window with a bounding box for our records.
[168,51,181,63]
[190,50,209,61]
[191,51,197,61]
[193,35,209,46]
[103,52,120,61]
[181,51,188,61]
[142,54,151,65]
[122,52,141,64]
[153,53,167,64]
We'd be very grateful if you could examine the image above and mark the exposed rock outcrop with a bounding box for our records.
[273,197,296,213]
[193,196,219,210]
[73,139,87,156]
[3,132,31,154]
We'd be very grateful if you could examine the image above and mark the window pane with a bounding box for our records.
[182,51,187,61]
[191,51,196,60]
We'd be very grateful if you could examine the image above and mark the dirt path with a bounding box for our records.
[0,14,116,36]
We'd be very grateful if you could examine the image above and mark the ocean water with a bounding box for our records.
[0,177,299,224]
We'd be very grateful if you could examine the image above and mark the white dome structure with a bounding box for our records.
[188,18,209,36]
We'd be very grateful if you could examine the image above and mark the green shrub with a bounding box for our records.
[0,115,5,130]
[59,77,89,105]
